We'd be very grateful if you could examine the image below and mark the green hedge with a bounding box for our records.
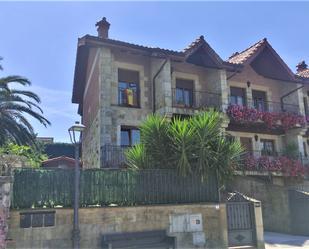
[12,168,219,209]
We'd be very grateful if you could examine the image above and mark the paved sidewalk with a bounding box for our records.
[265,232,309,248]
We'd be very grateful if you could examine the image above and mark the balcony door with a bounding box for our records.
[175,79,194,107]
[240,137,253,155]
[260,139,275,156]
[252,90,267,111]
[230,87,246,106]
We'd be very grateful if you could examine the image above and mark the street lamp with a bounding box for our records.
[68,121,85,249]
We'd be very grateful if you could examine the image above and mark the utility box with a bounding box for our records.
[169,213,203,233]
[193,231,206,246]
[187,214,203,232]
[169,213,206,248]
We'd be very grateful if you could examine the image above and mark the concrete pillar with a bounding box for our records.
[284,128,307,157]
[219,203,229,249]
[216,70,229,112]
[253,202,265,249]
[246,86,253,108]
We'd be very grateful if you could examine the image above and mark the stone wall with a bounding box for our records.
[0,176,12,249]
[7,203,228,249]
[82,111,100,168]
[227,176,292,233]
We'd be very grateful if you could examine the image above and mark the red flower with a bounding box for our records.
[227,104,306,131]
[243,154,307,177]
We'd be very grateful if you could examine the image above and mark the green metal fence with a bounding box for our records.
[12,168,219,209]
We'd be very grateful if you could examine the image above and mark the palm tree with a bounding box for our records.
[0,58,50,145]
[126,110,243,183]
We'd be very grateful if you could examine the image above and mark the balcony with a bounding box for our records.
[251,99,301,114]
[237,150,308,177]
[227,99,305,131]
[101,145,128,168]
[172,88,221,110]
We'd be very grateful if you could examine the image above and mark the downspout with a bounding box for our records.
[280,84,304,111]
[152,58,169,114]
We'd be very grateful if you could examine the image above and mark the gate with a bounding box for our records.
[227,194,256,247]
[288,189,309,236]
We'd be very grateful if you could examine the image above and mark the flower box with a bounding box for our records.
[227,105,306,131]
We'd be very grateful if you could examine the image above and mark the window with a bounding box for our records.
[120,127,140,147]
[240,137,253,154]
[118,69,139,107]
[20,211,55,228]
[260,139,275,156]
[252,90,267,111]
[230,87,246,106]
[175,79,194,107]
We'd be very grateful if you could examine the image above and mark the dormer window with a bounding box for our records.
[118,69,140,107]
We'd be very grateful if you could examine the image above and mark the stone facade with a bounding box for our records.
[227,64,307,156]
[74,22,309,170]
[81,46,235,168]
[82,111,100,168]
[7,203,228,249]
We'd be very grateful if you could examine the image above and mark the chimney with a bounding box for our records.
[95,17,110,39]
[296,60,308,72]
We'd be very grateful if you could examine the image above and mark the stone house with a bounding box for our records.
[72,17,309,169]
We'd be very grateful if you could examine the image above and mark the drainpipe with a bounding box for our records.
[152,58,169,114]
[280,85,304,111]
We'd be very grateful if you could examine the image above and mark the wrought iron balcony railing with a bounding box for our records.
[228,97,301,114]
[101,145,128,168]
[172,88,221,110]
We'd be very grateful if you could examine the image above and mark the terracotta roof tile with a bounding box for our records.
[227,38,267,64]
[183,35,205,53]
[42,156,75,164]
[83,35,184,56]
[297,69,309,78]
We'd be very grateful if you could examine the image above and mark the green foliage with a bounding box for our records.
[125,144,148,170]
[282,142,299,159]
[0,58,50,145]
[126,110,244,183]
[0,143,48,168]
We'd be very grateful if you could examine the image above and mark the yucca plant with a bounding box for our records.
[126,109,244,183]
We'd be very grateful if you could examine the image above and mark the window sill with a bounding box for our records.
[112,104,141,109]
[173,104,195,109]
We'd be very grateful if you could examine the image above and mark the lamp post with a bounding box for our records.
[68,121,85,249]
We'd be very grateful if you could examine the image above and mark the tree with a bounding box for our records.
[0,142,48,169]
[125,110,244,183]
[0,57,50,145]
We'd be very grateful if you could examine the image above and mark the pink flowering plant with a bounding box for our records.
[227,104,306,131]
[242,154,307,177]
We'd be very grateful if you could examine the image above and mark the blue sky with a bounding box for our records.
[1,2,309,142]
